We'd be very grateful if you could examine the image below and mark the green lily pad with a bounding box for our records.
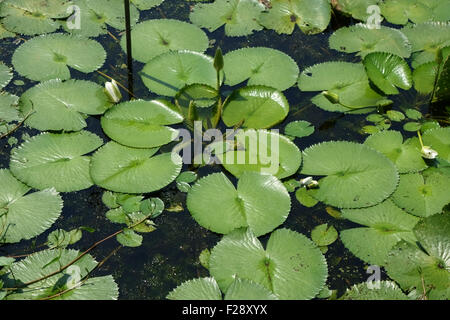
[224,278,278,300]
[341,281,410,300]
[329,24,411,58]
[311,223,338,247]
[209,228,328,300]
[284,120,315,138]
[0,93,20,123]
[10,131,103,192]
[187,171,290,236]
[222,86,289,129]
[140,50,219,97]
[20,79,112,132]
[120,19,209,63]
[85,0,139,30]
[116,229,143,248]
[332,0,381,21]
[12,33,106,82]
[0,169,62,244]
[90,141,182,194]
[101,99,184,149]
[131,0,165,10]
[364,130,427,173]
[391,167,450,218]
[259,0,331,35]
[223,47,299,91]
[167,277,222,300]
[189,0,265,37]
[218,129,302,179]
[0,63,12,90]
[295,187,319,207]
[422,128,450,162]
[301,141,399,208]
[341,200,420,265]
[381,0,433,25]
[0,22,15,39]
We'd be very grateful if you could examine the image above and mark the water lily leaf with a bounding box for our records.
[223,47,299,91]
[140,50,219,97]
[310,92,380,114]
[85,0,139,30]
[311,224,338,247]
[0,93,20,123]
[434,52,450,102]
[167,277,222,300]
[284,120,314,139]
[259,0,331,35]
[62,0,107,37]
[218,129,302,179]
[116,229,143,247]
[391,167,450,218]
[12,34,106,82]
[329,24,411,58]
[341,281,410,300]
[0,22,15,39]
[120,19,209,63]
[340,200,420,265]
[381,0,432,25]
[3,249,119,300]
[0,63,12,90]
[363,52,412,95]
[0,0,71,36]
[101,99,183,149]
[222,86,289,129]
[189,0,265,37]
[295,187,318,207]
[423,128,450,162]
[176,171,197,184]
[0,169,62,244]
[209,228,328,300]
[225,278,278,300]
[385,213,450,300]
[131,0,165,10]
[364,130,427,173]
[90,141,182,194]
[187,171,290,236]
[301,141,399,209]
[20,79,112,132]
[332,0,381,21]
[10,131,103,192]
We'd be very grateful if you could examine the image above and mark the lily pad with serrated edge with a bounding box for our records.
[187,171,290,237]
[85,0,139,30]
[224,278,278,300]
[10,131,103,192]
[20,79,112,132]
[101,99,184,149]
[209,228,328,300]
[90,141,182,194]
[0,63,12,90]
[340,281,410,300]
[284,120,314,138]
[0,92,20,123]
[311,223,338,247]
[223,47,299,91]
[381,0,433,25]
[120,19,209,63]
[131,0,165,10]
[332,0,381,21]
[301,141,399,209]
[167,277,222,300]
[12,33,106,82]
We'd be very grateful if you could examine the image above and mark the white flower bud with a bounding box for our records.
[105,79,122,103]
[421,146,438,159]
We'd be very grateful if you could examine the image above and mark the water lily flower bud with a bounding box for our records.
[300,177,313,186]
[105,79,122,103]
[421,146,438,159]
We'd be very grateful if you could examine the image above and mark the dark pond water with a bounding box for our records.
[0,0,441,299]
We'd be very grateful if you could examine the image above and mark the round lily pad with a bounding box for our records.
[284,120,315,138]
[187,171,291,236]
[381,0,432,25]
[167,277,222,300]
[311,223,338,247]
[0,62,12,90]
[101,99,184,149]
[10,131,103,192]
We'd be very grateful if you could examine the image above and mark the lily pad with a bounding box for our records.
[10,131,103,192]
[329,24,411,58]
[131,0,165,10]
[259,0,331,35]
[209,228,328,300]
[223,47,299,91]
[0,93,20,123]
[120,19,209,63]
[20,79,112,132]
[140,50,219,97]
[167,277,222,300]
[12,33,106,82]
[284,120,314,138]
[332,0,381,21]
[381,0,450,25]
[85,0,139,30]
[101,99,184,149]
[341,281,410,300]
[364,130,427,173]
[189,0,265,37]
[222,86,289,129]
[422,128,450,162]
[391,167,450,218]
[218,129,302,179]
[301,141,399,208]
[90,141,182,194]
[0,169,62,244]
[311,223,338,247]
[224,278,278,300]
[0,63,12,90]
[340,200,420,265]
[187,171,290,236]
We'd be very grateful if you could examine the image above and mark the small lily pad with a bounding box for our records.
[311,224,338,247]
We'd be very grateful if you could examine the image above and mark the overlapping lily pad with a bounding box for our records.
[140,51,219,97]
[222,86,289,129]
[167,277,222,300]
[120,19,209,63]
[422,128,450,162]
[131,0,165,10]
[332,0,381,21]
[20,79,112,131]
[187,171,290,236]
[0,93,19,123]
[301,141,399,208]
[85,0,139,30]
[209,228,328,300]
[381,0,450,25]
[189,0,265,37]
[222,47,299,91]
[101,99,183,149]
[259,0,331,35]
[0,169,63,244]
[0,63,12,90]
[90,141,182,194]
[340,281,410,300]
[12,34,106,82]
[340,200,420,265]
[10,131,103,192]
